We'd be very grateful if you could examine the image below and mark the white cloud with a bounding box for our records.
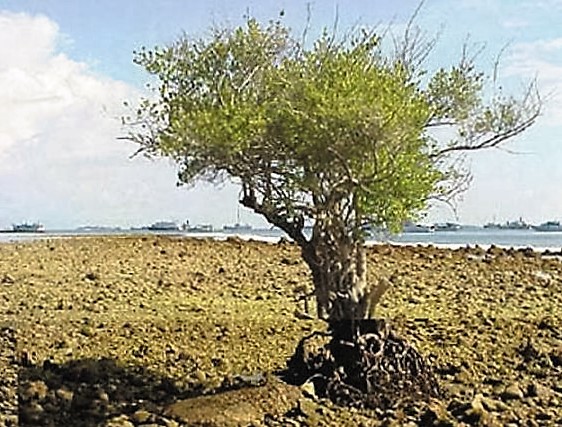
[0,12,132,163]
[0,11,243,229]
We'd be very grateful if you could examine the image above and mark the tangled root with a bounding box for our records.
[285,319,439,409]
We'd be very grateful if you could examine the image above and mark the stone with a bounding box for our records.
[463,394,488,423]
[98,390,110,402]
[300,380,316,399]
[1,274,14,284]
[481,397,509,412]
[419,399,455,426]
[297,398,318,418]
[104,415,135,427]
[194,368,207,384]
[20,402,44,424]
[21,380,49,402]
[165,377,302,427]
[161,419,180,427]
[131,409,152,423]
[527,382,550,398]
[501,383,524,401]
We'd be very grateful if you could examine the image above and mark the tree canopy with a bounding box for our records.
[126,17,539,238]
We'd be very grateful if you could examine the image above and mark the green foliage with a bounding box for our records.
[126,16,539,238]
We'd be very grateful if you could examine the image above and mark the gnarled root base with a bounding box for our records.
[285,319,439,410]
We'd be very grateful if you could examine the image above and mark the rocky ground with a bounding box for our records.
[0,235,561,426]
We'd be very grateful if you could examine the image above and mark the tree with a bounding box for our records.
[124,17,539,325]
[124,12,540,409]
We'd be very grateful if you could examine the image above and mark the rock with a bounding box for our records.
[464,394,487,423]
[131,409,152,423]
[21,380,49,402]
[1,274,14,284]
[550,346,562,367]
[300,380,316,399]
[419,399,455,426]
[481,397,509,412]
[297,398,318,418]
[104,415,135,427]
[165,377,301,427]
[194,368,207,384]
[98,390,110,402]
[501,383,524,401]
[527,382,550,398]
[454,368,473,384]
[161,419,180,427]
[20,402,44,424]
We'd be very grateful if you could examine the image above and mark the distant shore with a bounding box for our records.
[2,227,562,252]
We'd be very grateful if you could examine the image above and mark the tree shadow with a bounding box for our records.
[18,356,195,427]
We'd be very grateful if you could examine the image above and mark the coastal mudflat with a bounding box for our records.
[1,236,561,426]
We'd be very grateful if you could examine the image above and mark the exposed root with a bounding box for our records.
[285,319,439,410]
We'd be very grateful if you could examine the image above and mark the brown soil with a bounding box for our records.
[1,236,561,426]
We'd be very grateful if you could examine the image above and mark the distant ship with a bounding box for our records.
[186,224,214,232]
[147,221,180,231]
[11,222,45,233]
[484,218,530,230]
[402,221,434,233]
[434,222,461,232]
[532,221,562,232]
[223,206,252,232]
[222,223,252,232]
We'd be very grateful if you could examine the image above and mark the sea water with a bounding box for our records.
[1,228,562,251]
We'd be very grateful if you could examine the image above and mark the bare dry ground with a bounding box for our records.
[0,235,561,426]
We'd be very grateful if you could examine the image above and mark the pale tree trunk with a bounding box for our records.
[301,228,370,323]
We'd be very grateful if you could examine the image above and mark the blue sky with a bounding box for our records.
[0,0,561,228]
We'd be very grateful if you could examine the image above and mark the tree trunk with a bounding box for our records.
[301,232,370,323]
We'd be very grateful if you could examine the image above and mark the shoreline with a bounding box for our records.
[2,230,562,254]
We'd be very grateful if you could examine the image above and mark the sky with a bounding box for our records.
[0,0,561,229]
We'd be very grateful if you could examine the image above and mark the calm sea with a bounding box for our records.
[1,228,562,251]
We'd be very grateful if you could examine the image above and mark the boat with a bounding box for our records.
[484,218,531,230]
[434,222,461,232]
[402,221,434,233]
[147,221,180,231]
[223,206,252,232]
[11,222,45,233]
[503,218,531,230]
[187,224,214,232]
[222,223,252,232]
[532,221,562,232]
